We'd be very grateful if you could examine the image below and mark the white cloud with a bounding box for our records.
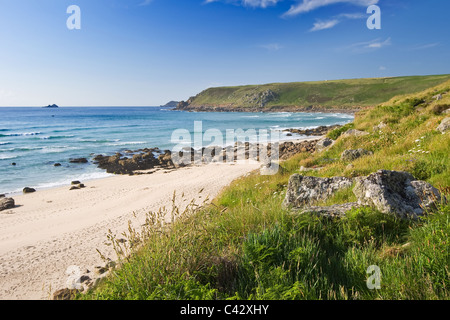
[379,66,386,71]
[243,0,282,8]
[309,11,364,31]
[338,37,392,53]
[204,0,282,7]
[410,43,440,51]
[365,37,391,48]
[284,0,378,17]
[310,19,340,31]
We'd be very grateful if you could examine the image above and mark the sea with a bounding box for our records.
[0,107,353,195]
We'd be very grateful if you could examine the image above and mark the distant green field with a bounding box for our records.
[183,74,450,111]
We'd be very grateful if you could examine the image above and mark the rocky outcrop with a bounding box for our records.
[94,140,319,175]
[437,117,450,133]
[315,137,334,153]
[282,174,354,208]
[284,125,341,137]
[94,148,175,174]
[278,140,318,160]
[69,158,88,164]
[353,170,441,219]
[0,197,15,212]
[341,149,373,162]
[244,89,278,108]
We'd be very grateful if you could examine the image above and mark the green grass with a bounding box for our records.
[186,74,450,110]
[80,80,450,300]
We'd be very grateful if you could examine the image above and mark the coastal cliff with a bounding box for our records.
[175,74,450,112]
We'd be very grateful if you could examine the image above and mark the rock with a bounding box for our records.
[373,122,387,131]
[70,184,84,190]
[342,129,369,138]
[69,158,88,163]
[444,108,450,115]
[353,170,441,219]
[71,181,81,185]
[52,288,80,300]
[299,166,323,172]
[284,125,341,137]
[0,194,5,198]
[283,174,354,209]
[0,198,15,211]
[54,163,62,167]
[341,149,373,161]
[23,187,36,194]
[11,162,16,166]
[94,266,109,276]
[315,137,334,153]
[299,202,361,217]
[432,94,442,101]
[436,117,450,133]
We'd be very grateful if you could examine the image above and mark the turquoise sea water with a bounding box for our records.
[0,107,353,195]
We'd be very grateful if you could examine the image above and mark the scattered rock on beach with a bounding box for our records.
[71,181,81,185]
[0,197,15,212]
[54,163,62,167]
[70,183,85,190]
[23,187,36,194]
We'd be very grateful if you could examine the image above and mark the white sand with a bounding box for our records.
[0,162,261,300]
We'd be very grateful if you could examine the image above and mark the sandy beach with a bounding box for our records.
[0,161,261,300]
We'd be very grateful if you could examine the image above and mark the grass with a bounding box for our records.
[187,74,450,110]
[79,80,450,300]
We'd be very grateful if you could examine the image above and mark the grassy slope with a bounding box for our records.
[186,74,450,111]
[81,81,449,300]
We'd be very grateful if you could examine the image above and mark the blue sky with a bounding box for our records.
[0,0,449,106]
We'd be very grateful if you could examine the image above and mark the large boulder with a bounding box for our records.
[353,170,441,219]
[283,174,354,208]
[341,149,373,162]
[0,197,15,212]
[436,117,450,133]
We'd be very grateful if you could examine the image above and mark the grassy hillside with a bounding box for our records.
[80,80,449,301]
[178,74,450,112]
